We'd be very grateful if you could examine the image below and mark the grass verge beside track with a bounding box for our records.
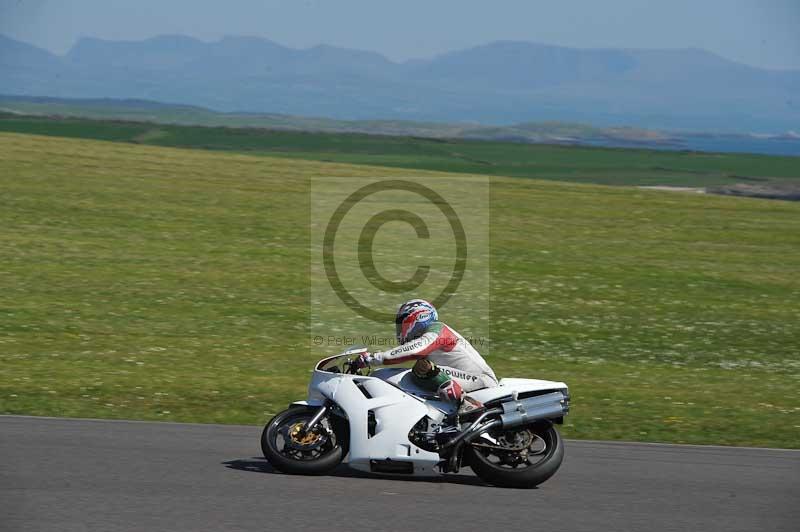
[0,132,798,447]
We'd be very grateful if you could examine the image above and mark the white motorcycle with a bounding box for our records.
[261,347,570,488]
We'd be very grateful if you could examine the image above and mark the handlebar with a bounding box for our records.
[315,348,371,374]
[343,356,370,375]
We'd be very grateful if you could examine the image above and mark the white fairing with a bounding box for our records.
[465,378,568,405]
[370,367,458,416]
[308,363,442,475]
[304,353,568,476]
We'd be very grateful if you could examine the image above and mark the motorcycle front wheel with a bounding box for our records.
[467,423,564,488]
[261,405,349,475]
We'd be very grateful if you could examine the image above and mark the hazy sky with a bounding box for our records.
[1,0,799,69]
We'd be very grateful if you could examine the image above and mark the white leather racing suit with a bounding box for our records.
[371,321,498,392]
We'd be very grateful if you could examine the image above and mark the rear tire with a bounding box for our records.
[261,405,348,475]
[467,423,564,488]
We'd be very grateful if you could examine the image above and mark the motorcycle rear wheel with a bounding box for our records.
[467,423,564,488]
[261,405,348,475]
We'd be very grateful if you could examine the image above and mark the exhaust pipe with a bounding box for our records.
[445,391,568,451]
[443,391,568,473]
[499,391,569,429]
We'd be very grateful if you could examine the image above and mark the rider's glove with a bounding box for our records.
[437,380,464,402]
[354,352,373,369]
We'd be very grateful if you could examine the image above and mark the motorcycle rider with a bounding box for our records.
[357,299,497,402]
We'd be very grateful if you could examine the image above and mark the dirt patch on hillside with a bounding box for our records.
[638,186,706,194]
[707,182,800,201]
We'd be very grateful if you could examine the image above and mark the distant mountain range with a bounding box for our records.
[1,34,799,132]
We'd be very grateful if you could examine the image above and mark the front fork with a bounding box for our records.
[303,402,330,433]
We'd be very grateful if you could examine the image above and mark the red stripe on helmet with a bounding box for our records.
[400,308,429,341]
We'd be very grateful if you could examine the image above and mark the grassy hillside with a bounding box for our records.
[0,95,678,145]
[1,113,799,187]
[1,132,799,447]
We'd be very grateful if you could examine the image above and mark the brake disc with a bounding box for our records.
[285,421,328,450]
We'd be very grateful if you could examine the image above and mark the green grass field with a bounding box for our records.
[1,132,799,448]
[2,113,799,187]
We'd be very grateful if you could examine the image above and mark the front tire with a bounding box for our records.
[261,405,348,475]
[467,423,564,488]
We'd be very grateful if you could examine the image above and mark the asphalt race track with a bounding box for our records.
[1,416,798,532]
